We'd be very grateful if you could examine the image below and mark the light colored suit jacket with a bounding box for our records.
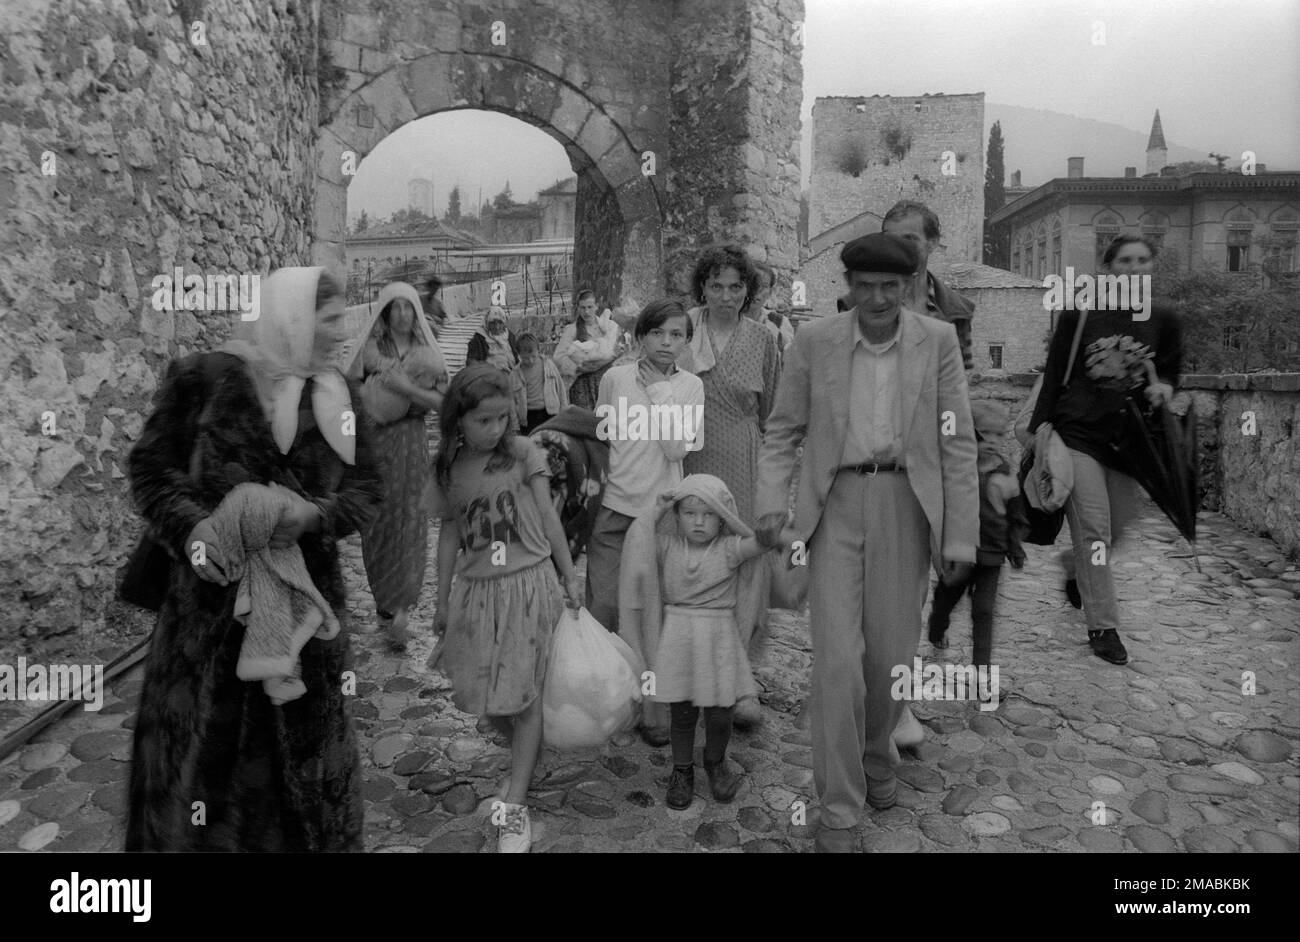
[755,306,979,566]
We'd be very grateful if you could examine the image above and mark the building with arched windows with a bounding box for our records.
[992,163,1299,285]
[989,112,1299,288]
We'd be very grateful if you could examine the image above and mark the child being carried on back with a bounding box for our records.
[621,473,794,810]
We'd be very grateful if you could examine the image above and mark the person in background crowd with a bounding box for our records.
[429,364,582,853]
[424,275,448,336]
[126,267,381,851]
[1027,234,1182,666]
[837,201,975,371]
[680,244,781,729]
[348,281,448,650]
[513,332,568,434]
[467,305,520,370]
[748,261,795,353]
[755,233,978,852]
[553,288,620,410]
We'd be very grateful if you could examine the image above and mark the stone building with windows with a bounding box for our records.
[988,114,1300,282]
[538,177,577,241]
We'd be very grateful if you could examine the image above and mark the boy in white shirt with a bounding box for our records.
[586,299,704,636]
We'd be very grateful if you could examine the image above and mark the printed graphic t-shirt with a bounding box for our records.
[429,437,554,580]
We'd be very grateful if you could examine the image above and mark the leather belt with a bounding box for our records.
[840,461,905,475]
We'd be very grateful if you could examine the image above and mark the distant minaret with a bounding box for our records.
[1145,110,1168,176]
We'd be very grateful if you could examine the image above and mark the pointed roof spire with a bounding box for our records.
[1147,110,1167,152]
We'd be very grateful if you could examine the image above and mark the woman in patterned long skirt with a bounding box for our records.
[347,281,448,650]
[125,268,381,851]
[677,244,781,729]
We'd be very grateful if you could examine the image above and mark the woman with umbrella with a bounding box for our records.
[1027,235,1183,665]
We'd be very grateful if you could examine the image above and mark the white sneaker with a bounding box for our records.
[497,803,532,853]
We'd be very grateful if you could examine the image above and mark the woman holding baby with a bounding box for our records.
[553,288,621,410]
[348,281,449,650]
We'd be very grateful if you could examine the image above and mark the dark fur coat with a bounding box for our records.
[125,353,382,851]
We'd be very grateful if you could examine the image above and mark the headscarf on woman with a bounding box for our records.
[343,280,446,378]
[220,266,356,465]
[476,306,518,371]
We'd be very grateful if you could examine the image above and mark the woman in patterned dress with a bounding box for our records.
[346,281,448,650]
[678,245,781,728]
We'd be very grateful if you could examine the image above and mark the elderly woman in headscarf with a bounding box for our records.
[345,280,448,650]
[466,305,520,371]
[125,267,382,852]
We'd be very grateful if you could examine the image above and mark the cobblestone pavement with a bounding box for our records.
[2,502,1297,853]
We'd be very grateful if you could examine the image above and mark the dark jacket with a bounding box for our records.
[977,454,1029,567]
[466,330,520,365]
[838,271,975,369]
[1027,303,1182,474]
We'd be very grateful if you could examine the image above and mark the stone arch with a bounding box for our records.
[1267,205,1300,226]
[1091,208,1126,228]
[314,51,664,306]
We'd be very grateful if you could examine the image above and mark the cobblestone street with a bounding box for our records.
[2,502,1297,853]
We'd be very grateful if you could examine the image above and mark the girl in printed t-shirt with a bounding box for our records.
[428,363,583,854]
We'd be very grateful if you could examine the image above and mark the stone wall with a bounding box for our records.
[0,0,322,662]
[809,93,984,263]
[664,0,804,292]
[964,286,1052,374]
[1181,374,1300,556]
[969,372,1300,559]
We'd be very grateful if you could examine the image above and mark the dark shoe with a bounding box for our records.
[666,765,694,810]
[703,758,743,803]
[1065,578,1082,609]
[1088,629,1129,665]
[927,621,948,650]
[866,775,898,810]
[814,824,855,853]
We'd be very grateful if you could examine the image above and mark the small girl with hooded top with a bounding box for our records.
[623,473,794,810]
[428,364,583,853]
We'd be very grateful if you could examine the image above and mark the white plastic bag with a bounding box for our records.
[543,607,643,750]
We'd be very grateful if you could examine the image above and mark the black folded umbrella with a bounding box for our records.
[1124,397,1201,571]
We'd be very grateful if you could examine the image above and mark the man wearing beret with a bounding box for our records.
[836,201,976,371]
[755,232,979,852]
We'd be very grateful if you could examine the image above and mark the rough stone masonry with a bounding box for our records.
[0,0,804,662]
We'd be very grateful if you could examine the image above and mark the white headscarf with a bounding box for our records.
[220,267,356,465]
[478,306,517,371]
[342,280,446,379]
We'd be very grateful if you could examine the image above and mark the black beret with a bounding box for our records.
[840,232,919,275]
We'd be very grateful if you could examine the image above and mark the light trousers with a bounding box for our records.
[1059,449,1139,633]
[808,471,930,830]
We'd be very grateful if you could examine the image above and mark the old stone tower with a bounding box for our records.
[0,0,803,660]
[808,93,985,264]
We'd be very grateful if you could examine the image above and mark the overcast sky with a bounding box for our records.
[347,0,1299,222]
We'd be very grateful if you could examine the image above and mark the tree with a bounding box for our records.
[444,185,462,225]
[355,209,369,233]
[982,120,1009,267]
[493,181,514,210]
[1164,160,1219,176]
[1157,264,1300,373]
